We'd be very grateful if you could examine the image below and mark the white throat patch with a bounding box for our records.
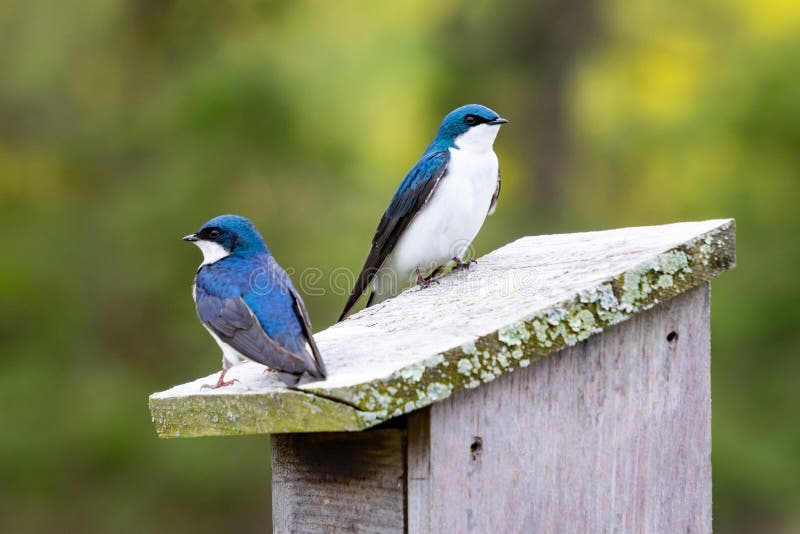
[194,240,230,266]
[454,123,501,152]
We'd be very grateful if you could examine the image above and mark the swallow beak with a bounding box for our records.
[182,234,198,242]
[488,117,508,125]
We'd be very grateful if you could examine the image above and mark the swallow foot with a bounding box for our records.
[452,257,477,271]
[416,266,440,288]
[201,368,239,389]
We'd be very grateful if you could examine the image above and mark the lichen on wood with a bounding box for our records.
[149,219,735,438]
[151,382,367,437]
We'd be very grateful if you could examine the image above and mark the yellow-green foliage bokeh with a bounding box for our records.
[1,1,798,532]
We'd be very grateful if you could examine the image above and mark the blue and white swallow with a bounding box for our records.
[183,215,326,387]
[339,104,507,320]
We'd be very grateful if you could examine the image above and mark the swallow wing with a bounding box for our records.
[488,168,501,216]
[196,290,317,386]
[287,283,326,378]
[339,150,450,321]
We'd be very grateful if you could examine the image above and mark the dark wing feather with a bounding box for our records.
[488,168,501,215]
[338,150,450,321]
[288,286,326,378]
[197,295,315,384]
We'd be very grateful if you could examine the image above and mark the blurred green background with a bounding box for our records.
[1,0,798,532]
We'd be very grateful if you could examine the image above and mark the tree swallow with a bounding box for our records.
[339,104,507,321]
[183,215,326,387]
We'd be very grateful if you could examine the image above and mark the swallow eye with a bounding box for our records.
[465,114,478,126]
[208,229,221,238]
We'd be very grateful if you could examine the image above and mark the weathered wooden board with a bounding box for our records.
[150,219,734,437]
[271,286,712,533]
[407,285,712,533]
[271,430,406,533]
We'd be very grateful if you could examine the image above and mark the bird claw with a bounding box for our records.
[452,257,476,271]
[201,369,239,389]
[416,266,440,288]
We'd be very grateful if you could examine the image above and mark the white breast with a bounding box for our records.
[194,240,230,266]
[374,124,500,300]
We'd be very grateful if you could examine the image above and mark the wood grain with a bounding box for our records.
[407,285,712,533]
[271,430,405,533]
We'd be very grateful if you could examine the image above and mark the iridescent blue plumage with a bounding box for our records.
[427,104,503,151]
[384,151,450,221]
[184,215,325,387]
